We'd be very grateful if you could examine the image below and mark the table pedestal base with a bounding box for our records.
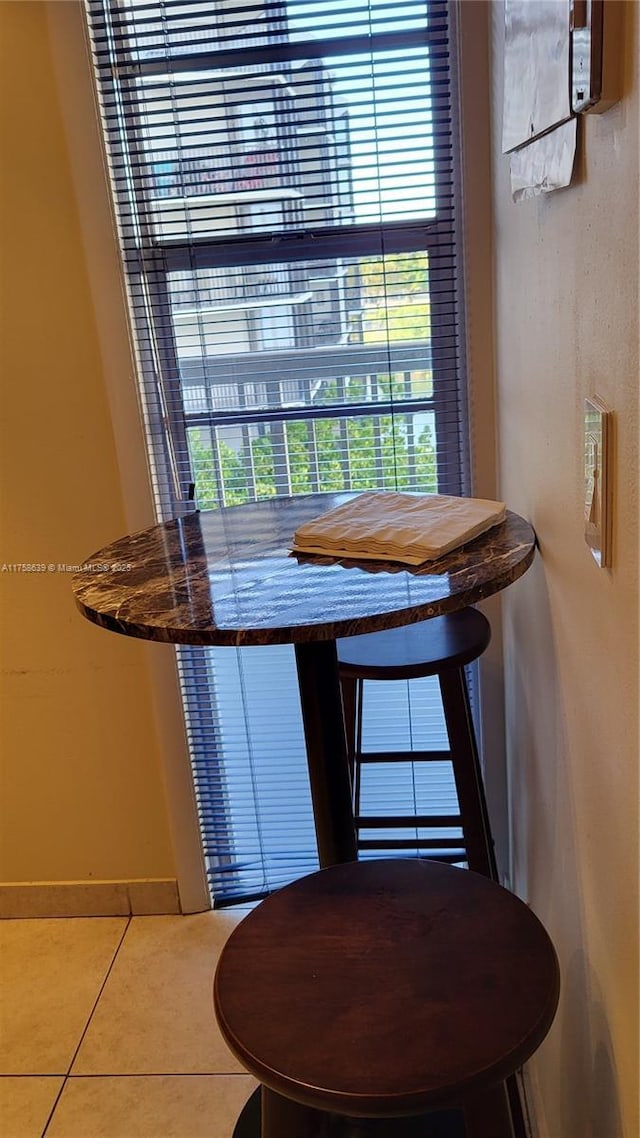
[294,640,357,865]
[232,1088,468,1138]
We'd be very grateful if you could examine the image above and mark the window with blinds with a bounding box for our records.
[86,0,470,904]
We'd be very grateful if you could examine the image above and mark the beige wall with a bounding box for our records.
[0,3,176,886]
[491,5,639,1136]
[2,12,637,1125]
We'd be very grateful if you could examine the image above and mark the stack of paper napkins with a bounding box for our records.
[291,492,506,566]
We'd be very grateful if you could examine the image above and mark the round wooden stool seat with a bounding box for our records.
[337,609,491,680]
[214,859,559,1134]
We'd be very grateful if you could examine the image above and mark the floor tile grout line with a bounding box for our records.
[41,915,133,1137]
[37,1077,66,1138]
[35,1073,253,1136]
[41,1071,253,1079]
[34,1074,256,1138]
[65,915,133,1075]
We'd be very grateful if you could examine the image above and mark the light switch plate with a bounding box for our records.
[584,396,613,567]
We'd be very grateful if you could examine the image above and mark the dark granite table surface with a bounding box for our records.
[72,492,536,647]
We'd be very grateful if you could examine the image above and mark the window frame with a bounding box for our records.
[84,0,479,906]
[93,1,470,515]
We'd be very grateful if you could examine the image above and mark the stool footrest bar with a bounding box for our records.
[355,750,452,764]
[356,814,462,828]
[357,838,467,851]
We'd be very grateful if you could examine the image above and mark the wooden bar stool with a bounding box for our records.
[337,608,496,878]
[215,859,560,1138]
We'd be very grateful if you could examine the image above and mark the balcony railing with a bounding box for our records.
[171,263,293,309]
[179,340,433,407]
[180,341,437,506]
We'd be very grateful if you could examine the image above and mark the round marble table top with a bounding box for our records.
[72,493,536,647]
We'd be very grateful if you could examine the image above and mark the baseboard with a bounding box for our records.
[0,878,182,918]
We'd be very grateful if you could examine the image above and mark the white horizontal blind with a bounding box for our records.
[86,0,470,904]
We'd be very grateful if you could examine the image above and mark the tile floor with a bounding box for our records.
[0,910,258,1137]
